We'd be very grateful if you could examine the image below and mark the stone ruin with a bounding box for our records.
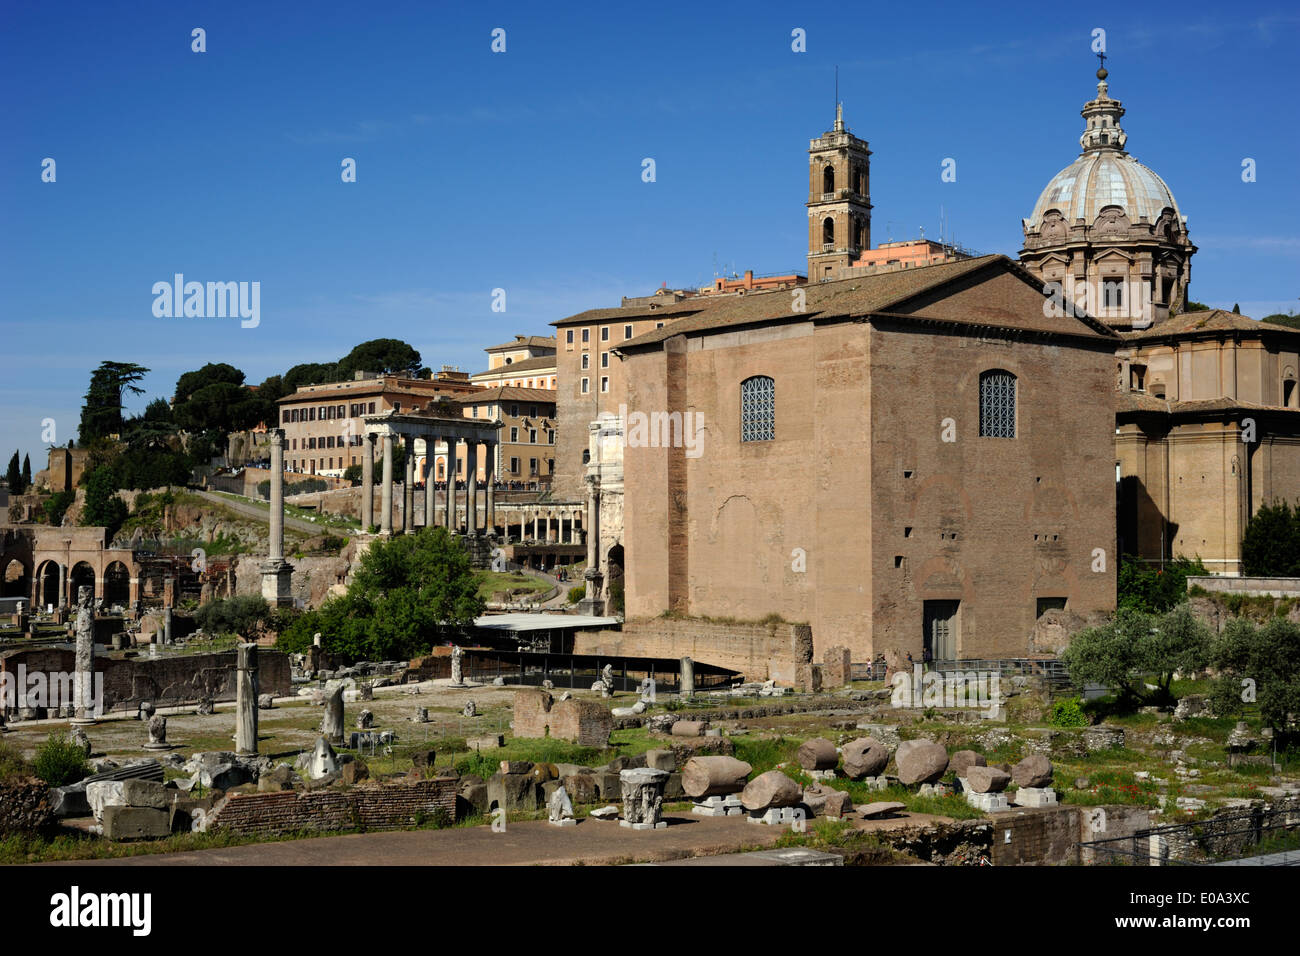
[512,688,612,747]
[619,768,668,830]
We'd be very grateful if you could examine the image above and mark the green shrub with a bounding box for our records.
[195,594,270,637]
[31,733,88,787]
[568,586,585,604]
[1050,698,1090,728]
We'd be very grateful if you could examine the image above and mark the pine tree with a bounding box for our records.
[5,451,20,493]
[20,453,31,490]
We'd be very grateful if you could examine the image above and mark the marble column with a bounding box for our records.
[402,435,415,533]
[424,440,436,529]
[380,433,393,535]
[361,433,374,531]
[485,441,496,536]
[585,483,599,568]
[235,642,259,755]
[268,430,284,561]
[444,439,456,532]
[261,429,294,607]
[57,563,66,609]
[71,586,96,725]
[466,442,479,535]
[533,512,540,541]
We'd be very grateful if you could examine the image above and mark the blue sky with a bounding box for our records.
[2,0,1297,467]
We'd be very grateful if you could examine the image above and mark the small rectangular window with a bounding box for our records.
[625,324,633,339]
[601,377,609,392]
[581,378,589,393]
[1036,597,1067,618]
[566,330,574,345]
[601,352,609,368]
[581,328,590,343]
[601,326,609,341]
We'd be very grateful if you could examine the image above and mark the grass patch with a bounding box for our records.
[474,571,551,601]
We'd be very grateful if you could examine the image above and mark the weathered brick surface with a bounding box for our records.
[822,645,851,687]
[512,688,555,739]
[549,699,612,747]
[207,778,456,836]
[512,689,611,747]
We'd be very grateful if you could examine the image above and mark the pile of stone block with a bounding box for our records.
[87,778,217,840]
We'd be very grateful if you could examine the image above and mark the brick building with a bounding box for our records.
[617,255,1120,666]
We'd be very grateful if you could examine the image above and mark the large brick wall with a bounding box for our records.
[0,647,290,713]
[207,778,456,836]
[621,263,1117,666]
[574,619,812,683]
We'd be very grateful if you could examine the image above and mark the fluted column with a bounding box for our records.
[402,435,415,534]
[361,432,374,531]
[466,441,479,536]
[380,433,393,535]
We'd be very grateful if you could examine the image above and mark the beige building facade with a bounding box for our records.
[277,372,479,478]
[1115,311,1300,574]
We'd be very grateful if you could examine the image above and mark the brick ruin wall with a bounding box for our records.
[0,648,290,713]
[207,778,457,836]
[512,688,611,747]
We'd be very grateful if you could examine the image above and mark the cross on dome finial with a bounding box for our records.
[1080,59,1126,153]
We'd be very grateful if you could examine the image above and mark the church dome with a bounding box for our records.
[1026,151,1181,232]
[1023,67,1183,234]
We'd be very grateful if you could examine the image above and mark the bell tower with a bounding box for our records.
[807,103,872,281]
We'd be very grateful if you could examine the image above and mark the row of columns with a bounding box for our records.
[497,511,582,544]
[361,433,498,536]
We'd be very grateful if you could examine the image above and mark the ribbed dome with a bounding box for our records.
[1026,151,1181,232]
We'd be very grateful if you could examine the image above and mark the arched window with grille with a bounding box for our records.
[979,370,1017,438]
[741,376,776,442]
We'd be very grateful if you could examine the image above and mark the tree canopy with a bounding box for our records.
[337,338,424,379]
[78,361,149,442]
[174,363,245,404]
[1240,500,1300,576]
[1117,554,1207,613]
[80,465,129,539]
[277,527,484,662]
[1062,604,1211,706]
[1208,616,1300,736]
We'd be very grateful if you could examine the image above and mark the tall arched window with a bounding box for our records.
[741,376,776,442]
[979,370,1017,438]
[822,217,834,245]
[823,165,834,193]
